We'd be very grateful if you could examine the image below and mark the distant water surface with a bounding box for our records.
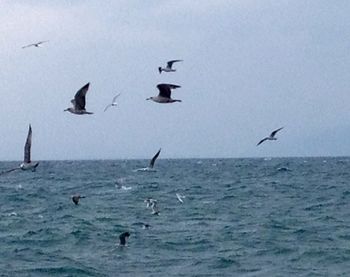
[1,157,350,276]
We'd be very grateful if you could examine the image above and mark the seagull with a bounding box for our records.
[136,149,161,171]
[144,198,157,208]
[22,40,49,49]
[158,60,183,74]
[119,232,131,246]
[146,84,181,103]
[0,125,39,175]
[64,83,93,115]
[104,93,121,112]
[150,201,160,215]
[176,193,185,203]
[72,195,85,205]
[257,127,284,146]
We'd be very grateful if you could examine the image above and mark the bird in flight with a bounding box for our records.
[0,125,39,175]
[158,60,183,74]
[257,127,284,146]
[22,40,49,49]
[146,84,182,103]
[136,148,161,172]
[104,93,121,112]
[64,83,93,115]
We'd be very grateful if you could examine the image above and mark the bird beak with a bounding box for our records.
[146,98,151,101]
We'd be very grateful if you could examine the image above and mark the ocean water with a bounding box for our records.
[1,157,350,276]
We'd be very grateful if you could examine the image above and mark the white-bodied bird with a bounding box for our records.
[22,40,49,49]
[0,125,39,175]
[146,84,181,103]
[64,83,93,115]
[104,93,121,112]
[158,60,183,74]
[257,127,284,146]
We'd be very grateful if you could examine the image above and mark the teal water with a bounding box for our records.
[1,157,350,276]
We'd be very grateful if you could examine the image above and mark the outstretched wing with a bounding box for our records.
[104,104,112,112]
[167,60,183,69]
[37,40,49,45]
[149,148,161,168]
[112,93,121,103]
[24,124,32,163]
[74,83,90,110]
[156,84,181,98]
[22,43,35,49]
[0,167,20,175]
[257,137,268,146]
[270,127,284,138]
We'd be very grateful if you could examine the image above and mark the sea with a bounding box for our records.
[1,157,350,276]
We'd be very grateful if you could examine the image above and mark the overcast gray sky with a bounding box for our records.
[1,0,350,160]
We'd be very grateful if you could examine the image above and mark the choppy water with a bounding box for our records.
[1,157,350,276]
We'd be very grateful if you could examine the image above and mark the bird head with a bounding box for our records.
[158,67,162,74]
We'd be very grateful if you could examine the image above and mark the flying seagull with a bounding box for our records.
[64,83,93,115]
[257,127,284,146]
[146,84,181,103]
[136,149,161,172]
[22,40,49,49]
[119,232,130,246]
[104,93,121,112]
[158,60,183,74]
[0,124,39,175]
[72,195,85,205]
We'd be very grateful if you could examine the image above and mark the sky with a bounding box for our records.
[1,0,350,160]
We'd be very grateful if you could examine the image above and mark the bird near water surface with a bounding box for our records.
[0,124,39,175]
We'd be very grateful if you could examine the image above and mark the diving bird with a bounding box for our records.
[158,60,183,74]
[257,127,284,146]
[22,40,49,49]
[64,83,93,115]
[136,149,161,171]
[72,195,85,205]
[119,232,130,246]
[146,84,181,103]
[104,93,121,112]
[0,125,39,175]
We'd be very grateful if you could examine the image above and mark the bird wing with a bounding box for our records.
[0,167,20,175]
[270,127,284,138]
[167,60,183,69]
[104,104,112,112]
[74,83,90,110]
[22,43,35,49]
[37,40,49,45]
[112,93,121,103]
[24,125,32,163]
[176,193,184,203]
[157,83,181,98]
[257,137,268,146]
[149,148,161,168]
